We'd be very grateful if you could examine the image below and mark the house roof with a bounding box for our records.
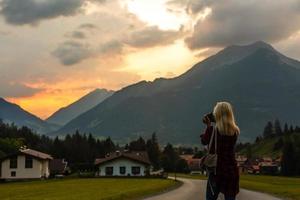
[95,151,151,166]
[180,154,194,161]
[20,149,53,160]
[0,148,53,161]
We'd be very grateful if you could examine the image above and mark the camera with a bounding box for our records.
[202,112,216,124]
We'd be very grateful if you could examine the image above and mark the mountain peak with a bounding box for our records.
[224,41,274,53]
[251,40,273,48]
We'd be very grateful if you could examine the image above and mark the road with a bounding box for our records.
[144,177,282,200]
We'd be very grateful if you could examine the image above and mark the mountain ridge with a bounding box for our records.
[46,88,114,126]
[50,41,300,143]
[0,98,59,134]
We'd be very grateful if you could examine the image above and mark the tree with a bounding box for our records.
[281,138,297,176]
[161,143,179,172]
[295,126,300,133]
[283,123,289,134]
[176,159,190,173]
[255,136,262,143]
[289,125,294,134]
[273,138,284,151]
[146,133,161,170]
[263,121,274,138]
[129,137,146,151]
[246,146,252,159]
[274,119,282,135]
[193,150,204,158]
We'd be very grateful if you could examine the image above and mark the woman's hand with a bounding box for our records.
[203,116,211,127]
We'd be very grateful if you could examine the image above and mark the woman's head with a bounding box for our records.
[213,102,240,136]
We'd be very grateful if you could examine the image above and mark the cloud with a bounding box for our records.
[0,0,109,26]
[71,31,86,39]
[0,80,43,98]
[167,0,213,15]
[79,23,98,30]
[99,40,123,55]
[52,41,92,65]
[0,0,86,25]
[172,0,300,49]
[123,26,183,48]
[53,39,124,65]
[275,32,300,60]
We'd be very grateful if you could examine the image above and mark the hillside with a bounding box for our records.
[47,89,114,126]
[238,132,300,158]
[55,41,300,144]
[0,98,59,134]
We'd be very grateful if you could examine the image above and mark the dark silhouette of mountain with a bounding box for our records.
[0,98,59,134]
[55,41,300,144]
[46,89,114,126]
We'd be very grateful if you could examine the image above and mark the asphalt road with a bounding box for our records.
[144,177,282,200]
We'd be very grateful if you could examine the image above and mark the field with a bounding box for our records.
[171,173,300,200]
[0,178,178,200]
[240,175,300,200]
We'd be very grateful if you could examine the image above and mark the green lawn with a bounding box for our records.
[240,175,300,200]
[0,178,179,200]
[171,173,300,200]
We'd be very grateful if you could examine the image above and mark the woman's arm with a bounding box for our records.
[200,125,213,145]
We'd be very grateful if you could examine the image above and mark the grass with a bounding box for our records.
[170,173,300,200]
[240,175,300,200]
[0,178,179,200]
[239,137,281,157]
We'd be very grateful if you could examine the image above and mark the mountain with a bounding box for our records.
[0,98,59,134]
[55,41,300,144]
[46,89,114,126]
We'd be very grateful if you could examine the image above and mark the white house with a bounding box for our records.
[0,148,53,180]
[95,151,151,177]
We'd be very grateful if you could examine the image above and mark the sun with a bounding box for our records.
[124,0,188,31]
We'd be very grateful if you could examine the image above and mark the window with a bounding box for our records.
[11,171,16,177]
[119,166,126,175]
[105,167,113,176]
[131,166,141,175]
[9,156,17,169]
[25,156,33,168]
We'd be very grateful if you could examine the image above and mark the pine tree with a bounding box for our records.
[274,119,283,135]
[161,143,179,172]
[283,123,289,134]
[281,138,297,176]
[263,121,274,138]
[289,125,294,133]
[146,133,161,170]
[273,138,284,151]
[129,137,146,151]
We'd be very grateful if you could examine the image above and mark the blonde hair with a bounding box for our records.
[213,102,240,136]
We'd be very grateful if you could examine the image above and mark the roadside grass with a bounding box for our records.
[170,173,300,200]
[240,175,300,200]
[0,178,179,200]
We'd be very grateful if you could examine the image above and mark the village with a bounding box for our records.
[0,147,282,180]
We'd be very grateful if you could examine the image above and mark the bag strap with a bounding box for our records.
[208,126,217,153]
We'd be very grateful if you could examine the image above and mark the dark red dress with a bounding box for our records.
[201,126,239,197]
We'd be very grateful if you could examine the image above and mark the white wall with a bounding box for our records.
[97,158,148,176]
[0,155,50,179]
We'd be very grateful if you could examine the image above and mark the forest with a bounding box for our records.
[0,119,191,173]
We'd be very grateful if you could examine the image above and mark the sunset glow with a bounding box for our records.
[1,0,300,119]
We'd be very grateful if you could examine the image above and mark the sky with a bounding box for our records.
[1,0,300,119]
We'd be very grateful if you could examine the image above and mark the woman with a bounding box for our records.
[201,102,240,200]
